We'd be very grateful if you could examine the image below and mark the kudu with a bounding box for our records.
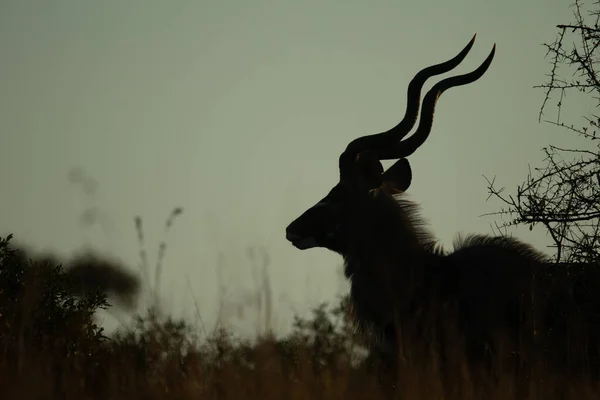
[285,35,555,387]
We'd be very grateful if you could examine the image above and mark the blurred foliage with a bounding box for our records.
[0,234,109,361]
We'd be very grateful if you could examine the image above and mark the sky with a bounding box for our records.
[0,0,586,336]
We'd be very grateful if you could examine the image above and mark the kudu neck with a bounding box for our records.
[343,188,439,277]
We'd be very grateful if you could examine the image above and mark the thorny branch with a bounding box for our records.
[486,0,600,264]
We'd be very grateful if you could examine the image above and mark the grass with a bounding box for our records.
[2,295,600,400]
[3,207,600,399]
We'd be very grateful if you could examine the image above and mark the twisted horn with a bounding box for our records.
[344,34,478,157]
[377,44,496,160]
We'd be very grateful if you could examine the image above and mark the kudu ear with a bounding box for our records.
[355,151,384,190]
[381,158,412,192]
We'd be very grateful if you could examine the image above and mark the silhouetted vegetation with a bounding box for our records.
[487,0,600,264]
[5,229,600,399]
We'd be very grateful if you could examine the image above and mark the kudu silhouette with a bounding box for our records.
[284,35,580,391]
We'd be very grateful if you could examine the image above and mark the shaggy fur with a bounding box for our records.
[341,186,556,383]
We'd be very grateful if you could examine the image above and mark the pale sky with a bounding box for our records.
[0,0,585,336]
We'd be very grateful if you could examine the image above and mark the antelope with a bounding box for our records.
[285,35,555,387]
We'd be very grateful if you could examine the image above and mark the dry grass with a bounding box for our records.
[3,228,600,400]
[1,313,600,400]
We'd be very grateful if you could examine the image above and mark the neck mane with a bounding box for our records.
[341,188,447,340]
[343,189,444,280]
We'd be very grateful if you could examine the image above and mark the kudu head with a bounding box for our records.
[286,35,495,255]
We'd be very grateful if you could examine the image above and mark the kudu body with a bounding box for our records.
[285,36,560,386]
